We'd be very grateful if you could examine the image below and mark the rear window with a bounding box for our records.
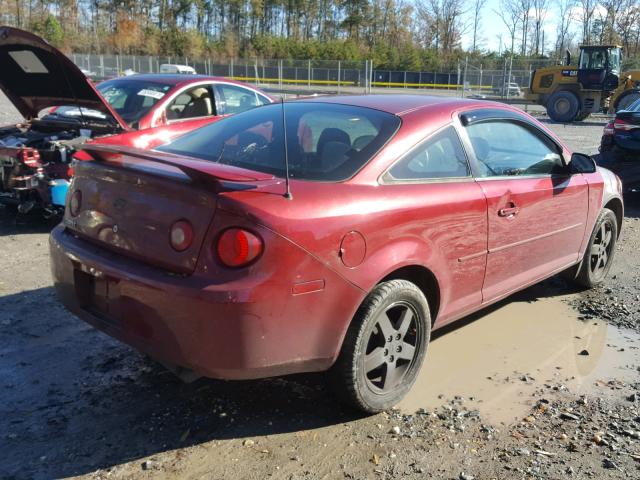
[157,102,401,181]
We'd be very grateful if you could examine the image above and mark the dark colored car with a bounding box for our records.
[0,26,273,216]
[50,95,623,412]
[598,98,640,192]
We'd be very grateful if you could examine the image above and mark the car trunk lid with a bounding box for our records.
[0,26,129,130]
[64,144,276,273]
[615,111,640,142]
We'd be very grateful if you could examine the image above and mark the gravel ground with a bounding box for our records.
[1,92,639,479]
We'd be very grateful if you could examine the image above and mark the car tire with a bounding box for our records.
[614,89,640,112]
[547,91,580,122]
[329,280,431,413]
[562,208,618,288]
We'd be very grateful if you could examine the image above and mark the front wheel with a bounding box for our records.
[329,280,431,413]
[563,208,618,288]
[547,91,580,122]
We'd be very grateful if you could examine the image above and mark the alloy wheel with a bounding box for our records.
[363,301,421,394]
[590,219,614,280]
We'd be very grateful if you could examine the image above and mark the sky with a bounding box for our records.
[459,0,563,53]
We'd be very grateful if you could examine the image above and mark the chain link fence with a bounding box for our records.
[70,53,562,98]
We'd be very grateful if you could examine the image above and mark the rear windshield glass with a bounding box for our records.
[96,79,173,127]
[157,102,401,181]
[629,99,640,111]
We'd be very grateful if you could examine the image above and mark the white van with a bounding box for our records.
[159,64,197,75]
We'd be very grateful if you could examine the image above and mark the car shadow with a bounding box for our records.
[0,207,59,236]
[1,275,583,480]
[537,117,609,127]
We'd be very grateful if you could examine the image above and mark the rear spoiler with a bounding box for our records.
[79,143,276,190]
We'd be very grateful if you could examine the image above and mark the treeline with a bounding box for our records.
[2,1,640,71]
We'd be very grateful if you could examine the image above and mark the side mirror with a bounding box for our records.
[569,153,597,174]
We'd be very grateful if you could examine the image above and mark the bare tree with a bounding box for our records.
[532,0,548,55]
[580,0,598,44]
[471,0,486,51]
[495,0,520,53]
[518,0,533,55]
[555,0,577,55]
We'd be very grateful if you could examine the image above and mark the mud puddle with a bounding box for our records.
[399,292,640,425]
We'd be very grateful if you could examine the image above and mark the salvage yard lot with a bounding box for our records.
[1,92,639,479]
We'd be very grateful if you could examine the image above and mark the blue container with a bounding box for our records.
[50,179,70,207]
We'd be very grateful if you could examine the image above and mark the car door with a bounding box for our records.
[459,111,589,302]
[383,125,488,326]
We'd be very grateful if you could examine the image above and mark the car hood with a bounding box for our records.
[0,26,129,130]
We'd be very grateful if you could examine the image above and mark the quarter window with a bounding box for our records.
[388,126,470,180]
[215,84,266,115]
[466,121,564,177]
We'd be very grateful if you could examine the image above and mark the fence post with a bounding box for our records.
[99,55,104,78]
[254,58,259,85]
[338,61,341,94]
[279,59,283,91]
[308,60,311,88]
[479,64,483,93]
[403,71,407,89]
[462,56,468,98]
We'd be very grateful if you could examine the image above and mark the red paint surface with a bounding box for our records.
[50,96,614,380]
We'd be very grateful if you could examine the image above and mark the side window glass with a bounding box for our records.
[388,126,470,180]
[215,85,261,115]
[166,86,214,121]
[466,121,564,177]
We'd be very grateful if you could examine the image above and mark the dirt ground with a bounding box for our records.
[1,94,639,480]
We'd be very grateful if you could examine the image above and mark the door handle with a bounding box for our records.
[498,203,520,217]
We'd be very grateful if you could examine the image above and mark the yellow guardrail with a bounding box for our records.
[229,76,355,86]
[229,75,495,90]
[371,81,494,89]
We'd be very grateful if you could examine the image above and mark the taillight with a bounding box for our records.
[66,166,74,177]
[603,121,615,136]
[170,220,194,251]
[69,190,82,216]
[20,148,41,168]
[216,228,263,267]
[613,118,639,131]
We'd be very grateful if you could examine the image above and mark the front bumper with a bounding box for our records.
[49,225,364,380]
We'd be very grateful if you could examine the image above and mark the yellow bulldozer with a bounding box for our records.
[525,45,640,122]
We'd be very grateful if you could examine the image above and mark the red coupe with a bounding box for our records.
[0,26,273,215]
[50,95,623,412]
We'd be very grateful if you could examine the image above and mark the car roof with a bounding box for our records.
[114,74,260,89]
[290,94,507,116]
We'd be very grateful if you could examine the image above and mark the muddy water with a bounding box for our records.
[399,293,640,425]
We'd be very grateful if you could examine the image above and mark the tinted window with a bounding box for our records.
[215,84,264,115]
[97,79,172,127]
[466,121,563,177]
[629,99,640,111]
[158,102,401,181]
[389,126,469,180]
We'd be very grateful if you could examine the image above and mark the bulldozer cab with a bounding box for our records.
[577,46,621,91]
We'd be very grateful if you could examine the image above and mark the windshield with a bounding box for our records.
[96,79,173,128]
[158,102,401,181]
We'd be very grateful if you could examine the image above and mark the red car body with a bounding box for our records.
[49,95,624,389]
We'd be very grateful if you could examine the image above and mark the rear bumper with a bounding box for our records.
[595,147,640,192]
[49,225,364,380]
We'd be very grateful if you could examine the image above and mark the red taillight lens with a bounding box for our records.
[603,121,615,136]
[66,166,75,177]
[170,220,194,251]
[20,148,41,168]
[69,190,82,216]
[613,118,639,131]
[216,228,263,267]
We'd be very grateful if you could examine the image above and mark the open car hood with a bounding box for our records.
[0,26,129,130]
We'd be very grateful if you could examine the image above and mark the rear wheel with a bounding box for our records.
[329,280,431,413]
[563,208,618,288]
[547,91,580,122]
[614,89,640,112]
